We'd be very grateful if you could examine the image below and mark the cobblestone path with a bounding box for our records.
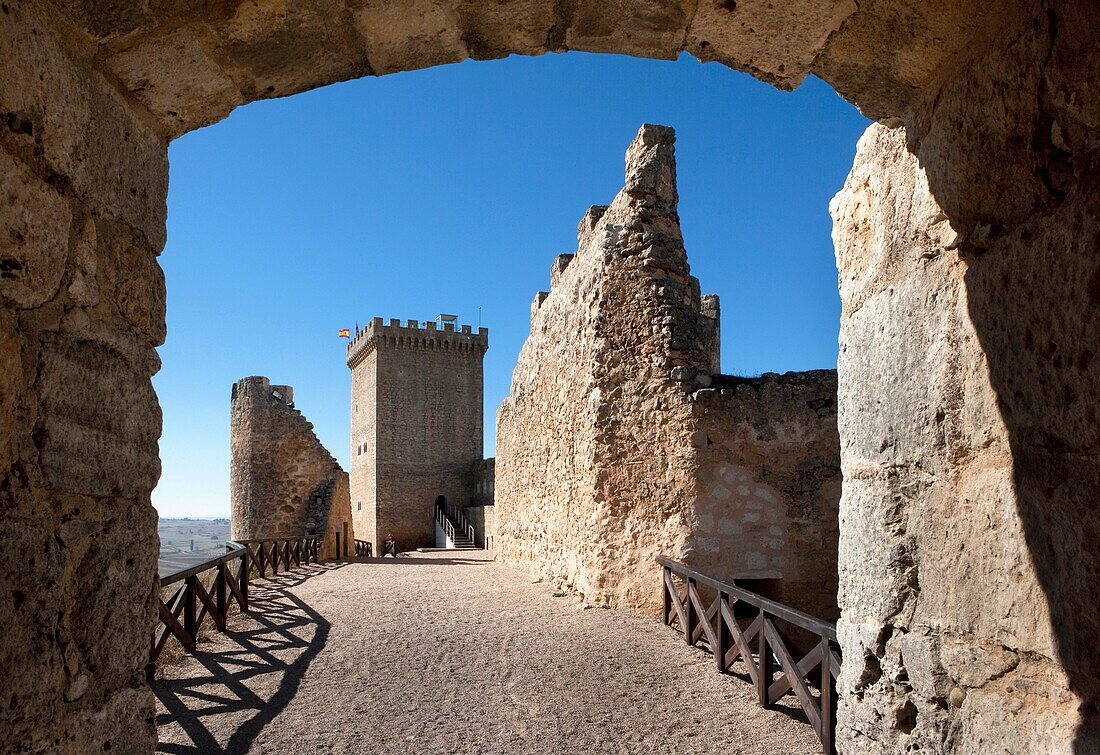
[155,551,818,754]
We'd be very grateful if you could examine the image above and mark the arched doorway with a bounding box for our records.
[2,2,1097,752]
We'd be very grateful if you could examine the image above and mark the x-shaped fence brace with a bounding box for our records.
[658,557,842,754]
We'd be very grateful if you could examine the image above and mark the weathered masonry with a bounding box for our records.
[230,377,353,561]
[496,126,841,624]
[347,317,488,551]
[2,1,1098,752]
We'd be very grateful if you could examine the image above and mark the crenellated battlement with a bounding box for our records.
[346,316,489,368]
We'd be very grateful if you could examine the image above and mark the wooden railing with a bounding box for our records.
[148,542,249,681]
[355,539,373,557]
[657,556,841,754]
[238,536,320,578]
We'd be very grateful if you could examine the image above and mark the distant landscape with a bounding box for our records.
[158,517,232,575]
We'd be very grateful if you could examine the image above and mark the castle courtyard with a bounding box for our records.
[154,553,818,754]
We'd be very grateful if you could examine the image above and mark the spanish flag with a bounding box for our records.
[338,328,350,338]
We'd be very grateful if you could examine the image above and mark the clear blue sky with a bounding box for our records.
[153,51,869,518]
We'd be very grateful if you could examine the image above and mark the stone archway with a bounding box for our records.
[1,1,1097,752]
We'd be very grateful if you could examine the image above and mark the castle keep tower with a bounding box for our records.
[347,318,488,550]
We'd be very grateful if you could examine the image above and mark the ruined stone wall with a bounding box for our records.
[687,370,840,622]
[229,376,352,561]
[498,126,839,613]
[348,319,487,551]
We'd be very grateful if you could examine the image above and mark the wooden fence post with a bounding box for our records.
[662,567,672,626]
[183,576,197,647]
[756,609,771,707]
[715,591,729,673]
[215,562,227,630]
[240,550,249,611]
[821,641,836,754]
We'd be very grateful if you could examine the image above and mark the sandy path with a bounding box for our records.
[155,552,818,754]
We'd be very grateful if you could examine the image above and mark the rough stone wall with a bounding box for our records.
[347,319,487,551]
[229,376,353,561]
[829,3,1100,746]
[4,0,1098,752]
[688,371,840,622]
[497,126,839,615]
[0,1,166,751]
[822,1,1100,749]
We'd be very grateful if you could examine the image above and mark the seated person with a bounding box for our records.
[383,533,397,557]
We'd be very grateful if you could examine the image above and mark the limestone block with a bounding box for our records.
[811,0,1009,119]
[0,309,22,474]
[687,0,855,88]
[67,502,158,683]
[98,218,167,346]
[566,0,690,60]
[451,0,561,59]
[0,517,66,745]
[0,150,71,308]
[214,0,369,100]
[0,0,168,248]
[49,0,155,40]
[37,338,162,498]
[67,216,99,307]
[352,0,468,74]
[106,28,244,138]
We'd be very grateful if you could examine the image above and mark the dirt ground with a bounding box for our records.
[155,551,818,754]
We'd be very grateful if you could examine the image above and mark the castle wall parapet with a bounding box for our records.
[346,317,489,368]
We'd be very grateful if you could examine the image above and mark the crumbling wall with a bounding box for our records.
[497,126,707,607]
[687,370,840,622]
[230,376,352,560]
[497,126,840,615]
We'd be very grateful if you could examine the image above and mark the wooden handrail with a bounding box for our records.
[149,541,250,681]
[658,557,841,754]
[656,556,837,641]
[149,535,323,681]
[354,539,373,557]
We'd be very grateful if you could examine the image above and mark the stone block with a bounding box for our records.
[0,0,167,248]
[566,0,690,60]
[37,338,162,498]
[687,0,855,88]
[106,28,244,137]
[214,0,369,100]
[0,149,71,309]
[352,0,468,74]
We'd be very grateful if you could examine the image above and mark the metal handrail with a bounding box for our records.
[435,501,476,545]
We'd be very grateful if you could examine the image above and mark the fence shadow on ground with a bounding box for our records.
[154,564,340,754]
